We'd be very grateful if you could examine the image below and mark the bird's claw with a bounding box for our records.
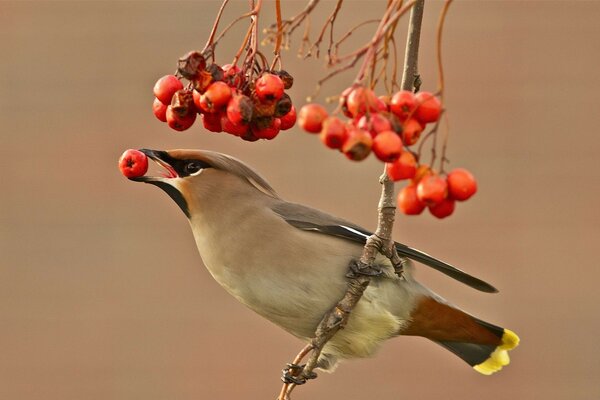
[281,363,317,385]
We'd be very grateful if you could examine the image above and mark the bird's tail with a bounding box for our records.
[401,296,520,375]
[435,321,520,375]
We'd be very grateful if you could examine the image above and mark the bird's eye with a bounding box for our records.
[184,161,202,175]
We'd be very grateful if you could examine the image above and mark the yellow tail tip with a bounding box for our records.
[473,329,520,375]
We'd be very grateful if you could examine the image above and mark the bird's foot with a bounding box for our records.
[281,363,317,385]
[346,259,382,278]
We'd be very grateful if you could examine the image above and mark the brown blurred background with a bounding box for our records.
[1,1,599,399]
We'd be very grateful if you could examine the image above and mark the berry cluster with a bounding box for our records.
[395,166,477,219]
[297,86,441,162]
[297,85,476,218]
[152,51,297,141]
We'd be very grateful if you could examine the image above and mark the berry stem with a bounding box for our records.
[202,0,231,59]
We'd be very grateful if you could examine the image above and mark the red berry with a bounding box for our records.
[200,81,232,113]
[252,118,281,140]
[386,151,417,181]
[428,198,455,219]
[152,97,167,122]
[372,130,403,162]
[417,174,448,205]
[202,112,222,132]
[447,168,477,201]
[402,118,424,146]
[378,95,391,112]
[118,149,148,179]
[398,184,426,215]
[346,86,378,118]
[222,64,244,87]
[414,91,442,124]
[279,105,297,130]
[390,90,417,121]
[153,75,183,105]
[226,94,253,125]
[298,103,328,133]
[166,106,196,131]
[320,117,348,150]
[255,73,285,102]
[342,126,372,161]
[412,164,432,183]
[221,115,249,136]
[338,87,354,118]
[357,113,392,138]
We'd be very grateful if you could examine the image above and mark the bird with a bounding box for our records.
[129,148,519,376]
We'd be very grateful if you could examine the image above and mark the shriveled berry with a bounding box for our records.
[275,70,294,89]
[166,106,196,131]
[274,93,292,117]
[222,64,244,87]
[320,117,348,150]
[414,91,442,123]
[417,174,448,205]
[298,103,328,133]
[386,152,417,181]
[398,184,426,215]
[390,90,417,121]
[342,126,372,161]
[255,73,285,102]
[206,63,224,82]
[279,105,297,130]
[152,97,167,122]
[447,168,477,201]
[170,89,195,117]
[118,149,148,179]
[153,75,183,105]
[372,130,403,162]
[177,51,206,80]
[429,198,455,219]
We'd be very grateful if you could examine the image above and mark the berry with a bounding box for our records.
[118,149,148,179]
[221,115,249,136]
[417,174,448,205]
[153,75,183,105]
[357,113,392,138]
[390,90,417,121]
[202,112,222,132]
[413,164,432,183]
[346,86,378,118]
[398,184,426,215]
[252,118,281,140]
[274,93,292,117]
[226,94,253,125]
[255,73,285,102]
[275,70,294,89]
[279,105,297,130]
[429,198,455,219]
[200,81,232,113]
[166,105,196,131]
[298,103,328,133]
[386,151,417,181]
[320,117,348,150]
[342,126,372,161]
[372,130,403,162]
[338,87,354,118]
[447,168,477,201]
[414,91,442,124]
[402,118,424,146]
[152,97,167,122]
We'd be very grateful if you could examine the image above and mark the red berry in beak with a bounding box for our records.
[118,149,148,178]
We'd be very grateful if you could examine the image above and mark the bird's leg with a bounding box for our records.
[278,344,314,400]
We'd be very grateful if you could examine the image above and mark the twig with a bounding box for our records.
[437,0,453,173]
[277,2,426,399]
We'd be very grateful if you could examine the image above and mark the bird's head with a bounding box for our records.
[129,149,279,217]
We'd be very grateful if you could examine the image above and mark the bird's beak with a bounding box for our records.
[128,149,191,218]
[128,149,178,183]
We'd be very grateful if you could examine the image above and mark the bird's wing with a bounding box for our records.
[271,201,498,293]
